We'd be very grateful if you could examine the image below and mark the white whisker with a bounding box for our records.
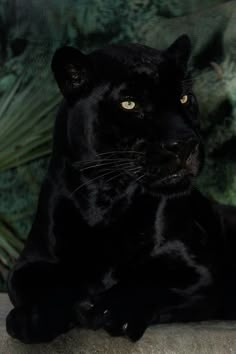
[80,161,135,172]
[104,171,126,184]
[73,157,133,167]
[135,174,145,184]
[70,168,126,197]
[97,150,144,156]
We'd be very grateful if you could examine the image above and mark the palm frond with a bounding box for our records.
[0,72,61,286]
[0,216,24,287]
[0,72,61,171]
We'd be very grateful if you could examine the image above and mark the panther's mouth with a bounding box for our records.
[146,169,194,188]
[141,144,200,190]
[158,169,194,185]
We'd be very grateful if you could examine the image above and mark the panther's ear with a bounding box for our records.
[165,34,191,71]
[51,46,89,101]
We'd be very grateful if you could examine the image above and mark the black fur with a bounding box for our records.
[6,35,236,344]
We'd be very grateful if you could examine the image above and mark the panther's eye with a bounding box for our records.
[180,95,188,104]
[120,100,136,110]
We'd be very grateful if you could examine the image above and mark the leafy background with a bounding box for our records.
[0,0,236,290]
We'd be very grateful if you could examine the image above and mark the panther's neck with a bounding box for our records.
[72,178,140,227]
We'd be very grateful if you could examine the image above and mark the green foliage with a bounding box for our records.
[0,72,61,171]
[0,215,23,290]
[0,65,60,289]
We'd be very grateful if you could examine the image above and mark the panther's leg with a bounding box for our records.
[6,259,82,343]
[6,175,86,343]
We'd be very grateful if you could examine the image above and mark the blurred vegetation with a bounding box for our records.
[0,66,61,289]
[0,0,236,289]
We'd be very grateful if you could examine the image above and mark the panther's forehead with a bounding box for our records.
[88,43,164,81]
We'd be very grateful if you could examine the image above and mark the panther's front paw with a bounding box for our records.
[6,306,72,344]
[104,312,148,342]
[90,294,148,341]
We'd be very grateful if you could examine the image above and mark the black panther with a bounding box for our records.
[6,34,236,344]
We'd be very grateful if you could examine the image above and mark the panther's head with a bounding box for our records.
[51,35,204,198]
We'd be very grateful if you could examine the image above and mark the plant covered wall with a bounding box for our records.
[0,0,236,290]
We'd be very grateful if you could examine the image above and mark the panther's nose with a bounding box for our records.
[161,138,199,161]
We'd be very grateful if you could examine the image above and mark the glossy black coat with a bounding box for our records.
[6,35,236,343]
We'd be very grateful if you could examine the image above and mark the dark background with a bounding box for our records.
[0,0,236,290]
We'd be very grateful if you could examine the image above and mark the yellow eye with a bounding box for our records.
[120,100,136,110]
[180,95,188,104]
